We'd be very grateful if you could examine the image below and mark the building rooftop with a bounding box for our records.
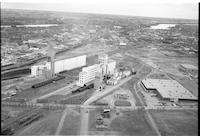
[142,79,197,100]
[119,42,127,46]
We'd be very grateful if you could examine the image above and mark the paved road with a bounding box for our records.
[30,81,77,103]
[55,108,68,135]
[133,78,161,136]
[2,101,197,111]
[84,75,134,105]
[80,108,89,135]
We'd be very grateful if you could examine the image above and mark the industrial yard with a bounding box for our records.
[1,7,198,136]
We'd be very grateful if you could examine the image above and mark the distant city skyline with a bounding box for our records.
[1,1,198,20]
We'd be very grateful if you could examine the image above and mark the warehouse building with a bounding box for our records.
[31,55,86,76]
[77,54,116,87]
[77,64,100,87]
[141,79,197,102]
[54,55,86,74]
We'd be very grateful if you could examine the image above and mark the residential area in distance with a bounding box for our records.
[1,8,198,136]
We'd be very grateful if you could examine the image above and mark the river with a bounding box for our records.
[149,24,176,30]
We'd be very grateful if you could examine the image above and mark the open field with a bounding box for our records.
[37,95,66,103]
[59,109,81,135]
[114,100,131,106]
[109,110,157,136]
[117,54,143,71]
[149,110,198,136]
[87,107,158,135]
[88,108,122,135]
[136,65,152,79]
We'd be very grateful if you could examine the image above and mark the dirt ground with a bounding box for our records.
[88,108,122,135]
[148,73,169,79]
[88,109,157,136]
[149,110,198,136]
[109,110,157,136]
[59,109,81,135]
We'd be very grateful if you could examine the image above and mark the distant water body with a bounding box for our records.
[149,24,176,30]
[1,24,59,28]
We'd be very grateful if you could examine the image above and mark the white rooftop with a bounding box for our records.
[181,64,198,70]
[120,42,127,45]
[142,79,197,100]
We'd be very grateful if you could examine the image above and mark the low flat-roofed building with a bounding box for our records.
[141,79,197,101]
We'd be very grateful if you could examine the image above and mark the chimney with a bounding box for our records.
[47,42,56,77]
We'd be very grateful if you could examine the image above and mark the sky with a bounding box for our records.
[1,0,199,20]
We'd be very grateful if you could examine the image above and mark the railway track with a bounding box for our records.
[1,107,44,135]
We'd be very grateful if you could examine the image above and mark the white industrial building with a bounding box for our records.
[54,55,86,74]
[94,71,105,90]
[77,54,116,87]
[31,55,86,76]
[77,64,100,86]
[98,54,116,75]
[31,62,51,76]
[107,59,116,75]
[141,79,198,102]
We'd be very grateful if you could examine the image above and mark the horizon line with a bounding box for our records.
[2,8,198,21]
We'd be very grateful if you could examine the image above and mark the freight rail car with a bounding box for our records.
[1,108,43,135]
[31,75,65,88]
[72,83,94,94]
[5,98,27,103]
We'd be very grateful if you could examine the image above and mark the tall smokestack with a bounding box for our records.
[47,42,56,77]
